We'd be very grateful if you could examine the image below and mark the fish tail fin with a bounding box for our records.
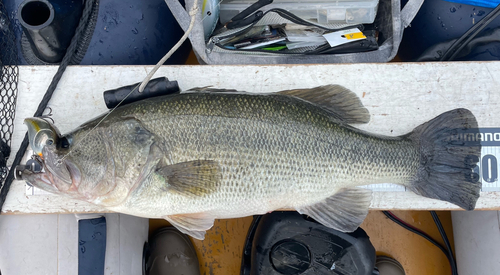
[407,108,481,210]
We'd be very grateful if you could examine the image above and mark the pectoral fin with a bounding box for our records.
[156,160,221,197]
[164,213,216,240]
[297,188,372,232]
[278,85,370,124]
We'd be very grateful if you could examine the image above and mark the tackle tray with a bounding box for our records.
[219,0,379,24]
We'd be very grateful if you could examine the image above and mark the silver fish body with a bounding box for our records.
[23,86,481,239]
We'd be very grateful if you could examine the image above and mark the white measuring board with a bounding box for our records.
[7,63,500,213]
[26,185,53,196]
[478,146,500,191]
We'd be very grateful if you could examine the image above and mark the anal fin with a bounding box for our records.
[164,213,216,240]
[297,188,372,232]
[278,85,370,124]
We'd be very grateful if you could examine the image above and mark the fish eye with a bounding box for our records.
[60,136,71,149]
[46,139,54,145]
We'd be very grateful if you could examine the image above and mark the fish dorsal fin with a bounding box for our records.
[297,187,372,232]
[184,87,241,93]
[164,213,216,240]
[155,160,221,197]
[278,85,370,124]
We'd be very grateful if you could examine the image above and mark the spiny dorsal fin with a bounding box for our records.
[156,160,221,197]
[297,187,372,232]
[184,87,241,93]
[278,85,370,124]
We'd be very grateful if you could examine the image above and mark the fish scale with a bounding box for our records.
[92,93,421,217]
[22,86,482,240]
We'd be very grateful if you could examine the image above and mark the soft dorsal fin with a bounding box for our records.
[297,187,372,232]
[278,85,370,124]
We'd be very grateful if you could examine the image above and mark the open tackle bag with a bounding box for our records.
[165,0,424,64]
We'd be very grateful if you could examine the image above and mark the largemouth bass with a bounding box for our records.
[21,85,481,240]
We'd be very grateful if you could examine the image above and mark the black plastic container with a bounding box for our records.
[241,212,376,275]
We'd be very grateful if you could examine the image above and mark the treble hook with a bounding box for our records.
[43,106,53,116]
[40,107,55,124]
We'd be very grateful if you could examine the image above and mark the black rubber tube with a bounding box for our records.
[431,211,458,275]
[18,0,84,63]
[103,77,180,109]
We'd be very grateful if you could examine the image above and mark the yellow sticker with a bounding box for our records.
[344,32,366,40]
[323,28,367,47]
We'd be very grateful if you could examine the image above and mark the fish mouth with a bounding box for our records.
[22,169,60,194]
[21,150,81,195]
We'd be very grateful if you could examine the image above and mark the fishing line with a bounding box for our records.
[59,0,204,162]
[138,0,199,92]
[57,83,141,164]
[139,0,226,92]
